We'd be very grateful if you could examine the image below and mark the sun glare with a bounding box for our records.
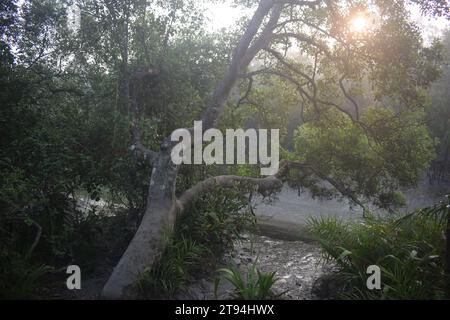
[350,15,369,33]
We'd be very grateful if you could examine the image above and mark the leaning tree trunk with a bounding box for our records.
[101,144,179,298]
[101,0,281,298]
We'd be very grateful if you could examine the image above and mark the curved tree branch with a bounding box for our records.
[177,175,283,214]
[281,160,367,212]
[339,74,360,121]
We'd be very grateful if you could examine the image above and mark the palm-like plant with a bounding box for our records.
[308,196,450,300]
[215,261,280,300]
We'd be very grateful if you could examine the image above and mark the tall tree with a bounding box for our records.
[102,0,447,298]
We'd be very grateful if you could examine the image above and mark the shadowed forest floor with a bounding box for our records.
[179,235,328,300]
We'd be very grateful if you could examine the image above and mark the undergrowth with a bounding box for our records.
[308,199,449,299]
[136,186,257,298]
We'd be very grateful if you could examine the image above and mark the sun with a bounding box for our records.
[350,15,369,33]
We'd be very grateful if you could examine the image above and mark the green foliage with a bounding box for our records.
[0,250,51,299]
[427,31,450,162]
[0,0,229,298]
[215,262,279,300]
[137,235,209,298]
[137,186,256,298]
[308,200,449,299]
[410,0,450,19]
[230,164,262,178]
[292,107,435,208]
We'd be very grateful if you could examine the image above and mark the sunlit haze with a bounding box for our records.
[205,0,449,42]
